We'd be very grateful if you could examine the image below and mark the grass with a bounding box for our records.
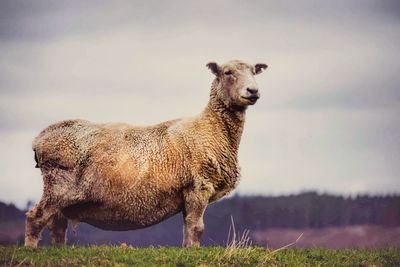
[1,245,399,267]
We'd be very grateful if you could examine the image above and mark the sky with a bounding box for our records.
[0,0,399,208]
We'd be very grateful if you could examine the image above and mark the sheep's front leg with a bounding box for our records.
[182,182,214,247]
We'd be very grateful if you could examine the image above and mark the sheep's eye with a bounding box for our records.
[224,70,233,75]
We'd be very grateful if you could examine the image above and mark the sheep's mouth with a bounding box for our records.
[242,96,259,104]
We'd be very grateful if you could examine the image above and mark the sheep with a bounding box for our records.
[25,60,268,248]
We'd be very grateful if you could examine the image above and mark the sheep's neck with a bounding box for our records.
[202,82,246,153]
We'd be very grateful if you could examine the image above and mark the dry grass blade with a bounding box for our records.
[271,232,304,253]
[8,246,17,267]
[215,216,256,265]
[225,215,252,249]
[16,257,27,267]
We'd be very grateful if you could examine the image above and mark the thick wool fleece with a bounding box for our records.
[25,60,267,248]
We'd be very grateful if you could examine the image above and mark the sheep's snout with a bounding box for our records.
[246,87,259,96]
[241,87,260,104]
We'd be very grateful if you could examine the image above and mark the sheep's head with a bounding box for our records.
[207,60,267,110]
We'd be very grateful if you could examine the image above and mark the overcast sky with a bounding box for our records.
[1,0,399,208]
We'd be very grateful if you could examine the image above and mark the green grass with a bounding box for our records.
[1,245,399,267]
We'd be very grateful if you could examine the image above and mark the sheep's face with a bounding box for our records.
[207,60,267,109]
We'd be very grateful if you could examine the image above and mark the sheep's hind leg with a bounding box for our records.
[26,166,81,247]
[47,211,68,245]
[182,183,214,247]
[25,199,58,248]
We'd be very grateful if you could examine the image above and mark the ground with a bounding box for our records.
[1,246,399,266]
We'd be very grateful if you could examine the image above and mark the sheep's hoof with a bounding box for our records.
[183,241,200,248]
[24,237,39,248]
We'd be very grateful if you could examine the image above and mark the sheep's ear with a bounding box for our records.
[206,62,220,76]
[254,63,268,75]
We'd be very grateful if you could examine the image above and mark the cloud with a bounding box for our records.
[1,0,398,42]
[238,107,400,195]
[0,0,399,207]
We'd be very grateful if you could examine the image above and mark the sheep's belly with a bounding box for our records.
[62,201,181,231]
[82,218,145,231]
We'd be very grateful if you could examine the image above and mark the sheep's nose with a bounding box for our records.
[247,88,259,95]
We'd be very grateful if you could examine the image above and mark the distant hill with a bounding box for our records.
[0,202,25,222]
[254,225,400,248]
[1,191,399,247]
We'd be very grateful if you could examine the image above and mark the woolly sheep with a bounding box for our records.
[25,60,268,248]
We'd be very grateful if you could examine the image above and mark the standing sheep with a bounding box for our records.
[25,60,268,248]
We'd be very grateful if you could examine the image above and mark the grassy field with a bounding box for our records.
[1,245,399,267]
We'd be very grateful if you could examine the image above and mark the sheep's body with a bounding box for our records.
[25,60,267,247]
[33,108,240,229]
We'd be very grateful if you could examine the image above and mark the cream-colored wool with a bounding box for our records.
[25,60,268,248]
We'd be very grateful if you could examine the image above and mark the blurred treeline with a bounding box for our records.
[1,191,399,246]
[208,191,400,229]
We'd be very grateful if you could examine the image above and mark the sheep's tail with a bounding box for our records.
[32,135,41,168]
[34,149,39,168]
